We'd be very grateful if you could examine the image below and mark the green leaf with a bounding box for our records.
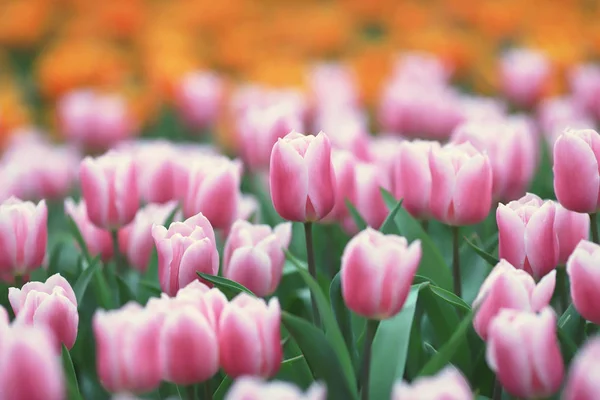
[417,307,476,377]
[558,304,586,362]
[369,283,427,400]
[196,272,255,297]
[138,280,162,298]
[378,190,403,234]
[62,345,84,400]
[285,250,357,390]
[66,216,91,263]
[381,189,453,291]
[282,311,358,400]
[428,285,471,313]
[73,256,102,306]
[345,199,367,231]
[47,242,65,276]
[115,275,136,306]
[464,235,499,267]
[330,272,355,360]
[213,376,233,400]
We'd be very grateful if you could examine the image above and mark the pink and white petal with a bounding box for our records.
[269,139,309,221]
[497,205,527,269]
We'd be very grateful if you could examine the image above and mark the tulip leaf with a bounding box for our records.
[282,311,359,400]
[138,279,163,300]
[163,205,181,227]
[284,250,357,390]
[378,191,403,234]
[62,345,84,400]
[558,304,586,362]
[66,216,91,263]
[417,306,475,377]
[369,283,427,400]
[329,272,356,361]
[196,272,255,298]
[345,199,368,231]
[381,189,453,291]
[73,256,102,306]
[428,285,472,313]
[47,241,65,277]
[115,274,136,306]
[464,235,499,267]
[212,376,233,400]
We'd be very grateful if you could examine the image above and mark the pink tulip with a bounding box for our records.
[323,149,357,225]
[237,103,304,171]
[269,131,336,222]
[236,194,260,224]
[94,303,162,393]
[0,197,47,281]
[563,337,600,400]
[65,198,114,262]
[451,119,538,201]
[486,307,564,398]
[553,129,600,213]
[132,142,181,204]
[429,142,493,226]
[315,111,371,161]
[225,377,326,400]
[9,273,78,349]
[555,204,590,265]
[368,136,405,188]
[497,193,559,279]
[119,202,180,272]
[566,240,600,324]
[79,151,139,230]
[158,306,219,385]
[391,52,452,86]
[182,157,241,230]
[536,96,593,152]
[341,228,422,319]
[152,212,219,297]
[174,71,223,130]
[219,294,282,378]
[391,140,439,220]
[499,48,551,108]
[0,325,65,400]
[472,259,556,340]
[568,63,600,121]
[391,366,472,400]
[352,162,389,230]
[309,62,359,112]
[223,220,292,297]
[173,280,228,330]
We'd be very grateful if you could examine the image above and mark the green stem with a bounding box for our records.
[360,320,379,400]
[304,222,321,328]
[452,226,462,298]
[492,377,502,400]
[111,230,124,275]
[421,219,429,233]
[186,385,196,400]
[591,213,599,244]
[556,268,570,314]
[14,274,23,288]
[202,381,213,400]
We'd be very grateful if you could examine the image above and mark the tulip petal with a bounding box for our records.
[269,139,309,221]
[497,204,527,270]
[304,132,335,220]
[454,154,493,225]
[524,202,559,279]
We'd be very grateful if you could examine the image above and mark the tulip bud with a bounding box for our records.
[0,197,47,281]
[65,198,114,262]
[472,259,555,340]
[341,228,421,319]
[223,220,292,297]
[269,131,336,222]
[553,129,600,213]
[9,273,78,349]
[554,204,590,265]
[225,377,326,400]
[429,142,493,226]
[391,140,439,220]
[497,193,559,279]
[563,337,600,400]
[182,157,241,230]
[174,71,223,130]
[486,307,564,398]
[568,63,600,121]
[322,149,356,229]
[566,240,600,324]
[173,281,228,330]
[350,162,389,230]
[79,151,139,230]
[499,48,551,108]
[132,142,181,204]
[0,325,65,400]
[94,303,162,393]
[119,202,180,273]
[219,294,282,378]
[152,212,219,296]
[392,366,472,400]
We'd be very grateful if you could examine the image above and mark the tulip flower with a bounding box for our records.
[566,240,600,324]
[9,273,78,349]
[568,63,600,121]
[94,303,162,393]
[119,202,180,273]
[309,62,359,112]
[132,142,181,204]
[322,149,356,228]
[341,228,421,319]
[315,110,371,161]
[223,220,292,297]
[225,377,326,400]
[392,366,472,400]
[554,204,590,264]
[563,337,600,400]
[269,131,336,222]
[152,212,219,296]
[79,151,139,230]
[472,259,555,340]
[0,325,65,400]
[499,48,551,108]
[65,198,114,262]
[174,71,223,130]
[219,294,282,378]
[497,193,559,279]
[0,197,47,282]
[173,280,228,330]
[486,307,564,398]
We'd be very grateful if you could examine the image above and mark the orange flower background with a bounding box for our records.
[0,0,598,147]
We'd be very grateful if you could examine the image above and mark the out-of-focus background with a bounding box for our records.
[0,0,598,148]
